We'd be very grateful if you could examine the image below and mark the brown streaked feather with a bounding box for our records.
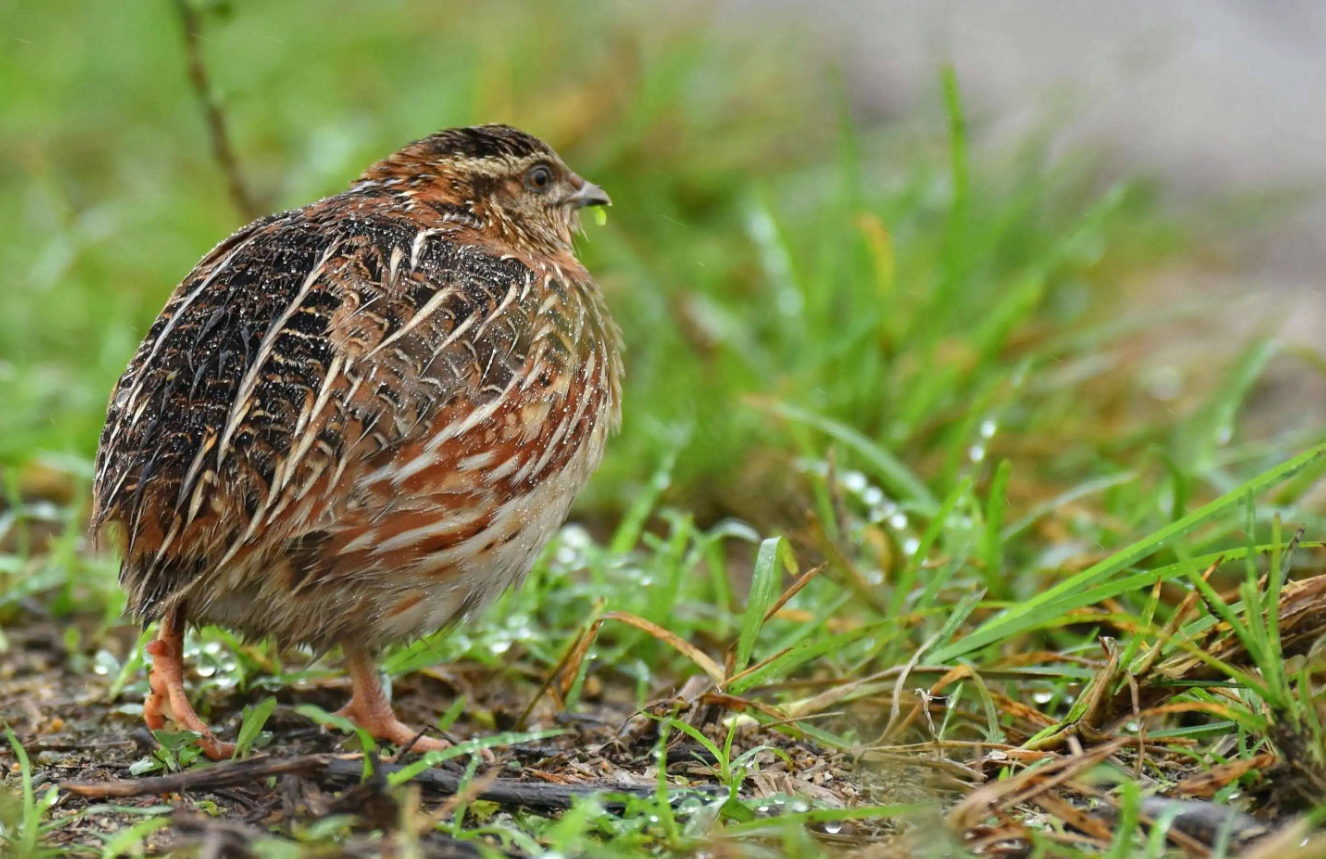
[94,129,622,649]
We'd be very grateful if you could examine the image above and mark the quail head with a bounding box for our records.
[92,125,622,759]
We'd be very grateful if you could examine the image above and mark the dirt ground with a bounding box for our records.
[2,613,931,857]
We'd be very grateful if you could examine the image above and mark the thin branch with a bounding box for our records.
[60,752,720,811]
[173,0,260,220]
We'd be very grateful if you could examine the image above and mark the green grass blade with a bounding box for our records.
[982,459,1012,596]
[766,401,938,512]
[4,725,37,857]
[734,537,792,674]
[610,448,679,554]
[232,696,277,760]
[890,478,971,618]
[935,441,1326,662]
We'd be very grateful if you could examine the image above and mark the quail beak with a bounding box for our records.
[567,180,611,209]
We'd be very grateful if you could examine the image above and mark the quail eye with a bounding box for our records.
[524,164,554,193]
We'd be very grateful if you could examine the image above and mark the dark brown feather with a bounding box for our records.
[93,125,622,650]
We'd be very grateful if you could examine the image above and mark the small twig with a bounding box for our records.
[62,754,325,798]
[60,753,719,812]
[880,630,943,741]
[173,0,259,220]
[762,563,827,624]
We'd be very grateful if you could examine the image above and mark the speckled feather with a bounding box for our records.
[92,126,623,651]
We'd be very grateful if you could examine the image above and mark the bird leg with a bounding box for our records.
[143,619,235,761]
[335,647,461,755]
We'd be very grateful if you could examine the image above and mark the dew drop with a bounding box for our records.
[823,821,844,834]
[93,650,120,677]
[1144,366,1182,401]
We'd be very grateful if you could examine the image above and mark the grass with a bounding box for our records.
[3,1,1326,857]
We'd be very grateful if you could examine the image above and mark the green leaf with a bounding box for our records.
[151,730,201,752]
[233,696,277,759]
[128,757,162,776]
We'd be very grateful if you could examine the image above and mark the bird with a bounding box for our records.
[91,124,622,760]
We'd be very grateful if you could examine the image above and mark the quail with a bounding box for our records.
[92,125,622,759]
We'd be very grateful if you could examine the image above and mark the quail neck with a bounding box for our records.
[354,126,613,256]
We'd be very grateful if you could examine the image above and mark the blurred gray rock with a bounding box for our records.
[721,0,1326,346]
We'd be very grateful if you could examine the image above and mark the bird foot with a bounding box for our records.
[334,699,457,755]
[338,650,493,762]
[144,635,234,761]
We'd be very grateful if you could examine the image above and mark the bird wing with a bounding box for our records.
[93,204,554,622]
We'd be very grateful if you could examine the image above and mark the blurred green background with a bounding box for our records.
[1,0,1313,542]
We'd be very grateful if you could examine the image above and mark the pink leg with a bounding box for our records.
[336,647,490,759]
[144,619,235,761]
